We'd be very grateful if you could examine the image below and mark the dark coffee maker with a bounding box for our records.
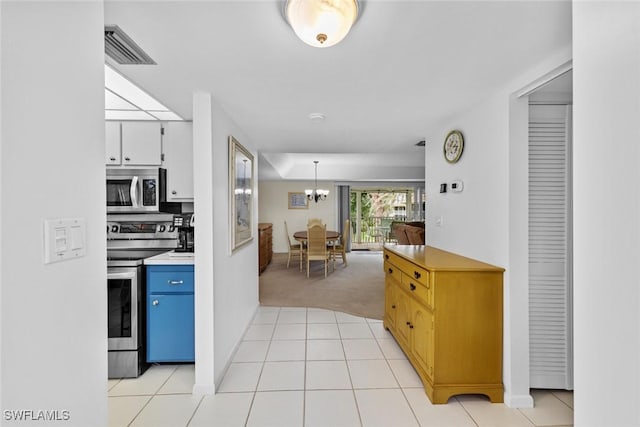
[173,214,194,252]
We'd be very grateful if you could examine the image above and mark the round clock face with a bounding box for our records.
[443,130,464,163]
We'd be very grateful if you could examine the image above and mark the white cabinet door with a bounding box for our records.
[163,121,194,201]
[105,122,121,165]
[120,122,162,166]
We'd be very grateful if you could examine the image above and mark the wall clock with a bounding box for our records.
[443,130,464,164]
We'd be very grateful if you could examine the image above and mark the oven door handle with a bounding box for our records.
[130,176,139,208]
[107,271,136,280]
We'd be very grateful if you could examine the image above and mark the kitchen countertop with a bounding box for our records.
[144,251,194,265]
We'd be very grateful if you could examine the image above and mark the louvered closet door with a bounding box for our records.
[528,104,573,390]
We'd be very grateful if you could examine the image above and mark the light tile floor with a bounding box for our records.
[108,306,574,427]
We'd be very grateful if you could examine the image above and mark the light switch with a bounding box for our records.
[70,225,84,250]
[55,227,67,252]
[44,218,86,264]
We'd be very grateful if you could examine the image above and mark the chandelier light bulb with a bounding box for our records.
[285,0,358,48]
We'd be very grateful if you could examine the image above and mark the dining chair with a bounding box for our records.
[284,221,302,270]
[306,223,333,278]
[330,218,350,266]
[307,218,323,227]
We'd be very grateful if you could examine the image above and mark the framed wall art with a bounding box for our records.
[288,192,308,209]
[229,135,254,252]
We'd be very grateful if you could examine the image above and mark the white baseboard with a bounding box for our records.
[504,392,534,408]
[213,304,261,389]
[192,383,216,395]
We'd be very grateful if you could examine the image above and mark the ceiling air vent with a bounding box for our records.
[105,25,156,65]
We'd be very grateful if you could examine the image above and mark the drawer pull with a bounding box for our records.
[152,299,159,306]
[385,254,389,260]
[388,268,393,274]
[410,283,416,291]
[414,271,421,279]
[391,305,396,309]
[409,324,414,329]
[406,321,411,326]
[168,280,184,285]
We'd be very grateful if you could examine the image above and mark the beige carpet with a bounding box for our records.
[259,251,385,320]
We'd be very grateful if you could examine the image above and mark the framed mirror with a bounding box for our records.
[229,136,254,252]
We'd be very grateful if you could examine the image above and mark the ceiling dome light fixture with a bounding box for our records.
[305,161,330,202]
[285,0,359,48]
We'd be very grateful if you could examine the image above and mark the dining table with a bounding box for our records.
[293,230,341,272]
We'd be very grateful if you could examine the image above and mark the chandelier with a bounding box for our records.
[305,161,329,202]
[285,0,359,48]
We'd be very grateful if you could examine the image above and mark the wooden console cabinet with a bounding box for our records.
[383,245,504,404]
[258,223,273,274]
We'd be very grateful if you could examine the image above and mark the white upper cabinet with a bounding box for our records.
[106,121,163,166]
[162,121,193,201]
[121,122,163,165]
[105,122,121,165]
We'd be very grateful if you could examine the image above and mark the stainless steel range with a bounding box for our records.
[107,213,178,378]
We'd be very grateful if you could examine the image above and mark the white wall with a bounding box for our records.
[0,2,107,425]
[258,180,337,253]
[193,94,260,391]
[573,2,640,425]
[424,45,571,406]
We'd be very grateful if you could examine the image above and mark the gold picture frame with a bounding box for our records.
[288,192,309,209]
[229,136,254,252]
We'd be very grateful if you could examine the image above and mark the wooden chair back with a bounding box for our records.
[307,218,323,227]
[307,223,327,259]
[342,218,351,246]
[284,221,295,248]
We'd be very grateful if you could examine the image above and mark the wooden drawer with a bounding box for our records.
[402,272,432,308]
[384,251,429,288]
[384,261,403,284]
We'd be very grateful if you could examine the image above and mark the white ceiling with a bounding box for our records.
[104,1,572,181]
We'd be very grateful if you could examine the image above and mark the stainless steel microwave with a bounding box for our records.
[106,168,181,214]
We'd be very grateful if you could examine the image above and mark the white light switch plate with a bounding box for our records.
[44,218,86,264]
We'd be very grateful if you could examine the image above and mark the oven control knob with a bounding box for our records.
[168,225,175,232]
[111,225,118,233]
[159,225,166,232]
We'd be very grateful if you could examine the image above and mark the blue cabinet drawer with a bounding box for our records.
[147,265,194,293]
[147,293,194,362]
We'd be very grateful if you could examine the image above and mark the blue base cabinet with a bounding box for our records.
[146,265,194,362]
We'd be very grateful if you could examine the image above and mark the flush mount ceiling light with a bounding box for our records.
[308,112,326,123]
[285,0,359,48]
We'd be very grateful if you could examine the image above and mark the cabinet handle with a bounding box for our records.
[109,157,116,161]
[391,305,396,309]
[385,254,389,260]
[414,271,421,279]
[388,268,393,274]
[168,280,184,285]
[124,157,131,161]
[406,321,410,326]
[410,283,416,291]
[172,190,177,195]
[152,299,159,306]
[409,324,414,329]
